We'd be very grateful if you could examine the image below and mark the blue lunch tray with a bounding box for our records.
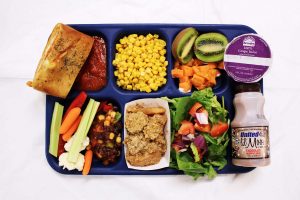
[45,24,261,175]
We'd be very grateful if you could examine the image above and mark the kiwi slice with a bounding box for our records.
[194,33,228,62]
[172,27,198,64]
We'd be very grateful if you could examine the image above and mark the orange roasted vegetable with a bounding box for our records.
[171,68,184,78]
[182,65,194,77]
[179,81,192,92]
[173,58,221,92]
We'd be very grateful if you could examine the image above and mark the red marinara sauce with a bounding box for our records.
[75,36,107,91]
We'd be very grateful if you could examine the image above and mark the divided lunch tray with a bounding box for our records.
[45,24,261,175]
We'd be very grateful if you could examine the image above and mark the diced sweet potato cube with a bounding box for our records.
[191,74,205,87]
[197,70,210,80]
[192,66,201,74]
[179,81,192,92]
[182,65,194,77]
[179,76,190,83]
[171,68,184,78]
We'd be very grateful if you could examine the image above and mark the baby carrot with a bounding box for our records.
[82,150,93,175]
[59,107,81,134]
[62,116,82,142]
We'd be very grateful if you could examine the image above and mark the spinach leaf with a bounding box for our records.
[176,152,208,174]
[209,157,228,170]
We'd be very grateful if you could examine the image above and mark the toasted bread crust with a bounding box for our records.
[30,23,94,98]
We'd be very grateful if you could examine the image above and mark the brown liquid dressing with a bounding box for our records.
[231,83,270,167]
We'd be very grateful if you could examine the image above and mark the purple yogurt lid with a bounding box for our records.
[224,34,272,83]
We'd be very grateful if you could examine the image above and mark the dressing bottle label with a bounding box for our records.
[224,34,272,83]
[232,126,270,159]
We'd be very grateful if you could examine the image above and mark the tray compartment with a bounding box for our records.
[46,95,126,174]
[166,26,231,96]
[111,27,171,95]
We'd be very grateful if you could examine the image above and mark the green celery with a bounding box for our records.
[67,99,100,163]
[84,101,100,137]
[49,102,64,157]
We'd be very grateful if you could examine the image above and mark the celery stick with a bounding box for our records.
[49,102,64,157]
[67,99,97,163]
[84,101,100,137]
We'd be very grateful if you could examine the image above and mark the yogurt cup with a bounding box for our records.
[224,34,272,83]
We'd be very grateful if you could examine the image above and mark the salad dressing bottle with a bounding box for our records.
[231,83,270,167]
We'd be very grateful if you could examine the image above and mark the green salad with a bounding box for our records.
[164,88,230,179]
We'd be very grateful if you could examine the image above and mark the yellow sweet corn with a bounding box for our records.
[112,33,168,92]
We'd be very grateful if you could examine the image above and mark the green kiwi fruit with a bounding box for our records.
[172,27,198,64]
[194,33,228,62]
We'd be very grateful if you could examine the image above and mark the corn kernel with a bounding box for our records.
[109,132,115,140]
[104,120,110,126]
[118,74,124,79]
[159,56,165,62]
[128,56,134,61]
[127,85,133,90]
[139,67,145,72]
[120,39,125,44]
[159,49,166,55]
[106,116,112,121]
[160,71,167,77]
[116,137,121,143]
[150,83,156,89]
[110,111,116,118]
[152,86,158,91]
[98,115,105,121]
[133,78,138,83]
[145,87,151,93]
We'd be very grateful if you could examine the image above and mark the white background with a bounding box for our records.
[0,0,299,199]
